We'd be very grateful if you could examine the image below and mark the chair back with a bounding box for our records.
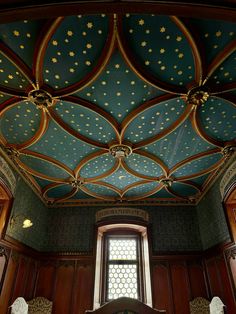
[27,297,52,314]
[209,297,225,314]
[10,297,28,314]
[190,297,210,314]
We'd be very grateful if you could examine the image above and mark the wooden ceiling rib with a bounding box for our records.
[0,6,235,206]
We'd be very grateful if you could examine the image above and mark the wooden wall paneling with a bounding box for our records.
[53,261,75,314]
[35,262,56,300]
[0,251,18,314]
[24,258,38,301]
[227,249,236,298]
[152,261,173,314]
[187,260,208,300]
[170,261,191,314]
[72,263,94,314]
[205,257,222,297]
[216,254,236,313]
[10,254,29,304]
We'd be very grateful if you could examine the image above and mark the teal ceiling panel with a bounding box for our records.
[0,52,30,89]
[188,173,210,187]
[124,181,159,197]
[208,52,236,86]
[170,182,199,197]
[71,189,93,199]
[46,184,73,198]
[124,97,186,143]
[122,14,195,86]
[144,117,215,168]
[172,152,222,177]
[33,176,54,189]
[85,183,119,197]
[149,187,174,198]
[190,18,236,64]
[102,167,140,190]
[78,50,163,123]
[80,154,115,178]
[54,100,116,143]
[29,119,97,170]
[0,94,11,102]
[125,153,163,177]
[199,97,236,141]
[43,14,109,89]
[0,19,44,67]
[19,154,70,179]
[1,101,41,144]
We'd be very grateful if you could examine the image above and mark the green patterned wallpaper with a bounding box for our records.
[196,177,231,250]
[6,177,49,251]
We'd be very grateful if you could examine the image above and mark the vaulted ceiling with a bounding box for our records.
[0,8,235,206]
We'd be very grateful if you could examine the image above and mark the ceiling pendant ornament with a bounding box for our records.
[222,144,236,158]
[5,146,20,158]
[69,179,84,188]
[28,89,54,111]
[160,177,173,188]
[109,144,132,158]
[186,86,210,107]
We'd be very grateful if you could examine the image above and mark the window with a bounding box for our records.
[104,233,141,301]
[93,223,152,309]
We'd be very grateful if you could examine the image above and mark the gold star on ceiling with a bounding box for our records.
[86,43,92,49]
[176,36,182,41]
[139,19,145,26]
[216,31,222,37]
[115,64,120,69]
[69,51,75,57]
[67,30,73,36]
[160,27,166,32]
[160,48,165,54]
[13,30,20,36]
[51,58,57,63]
[52,40,58,46]
[141,41,147,47]
[87,22,93,29]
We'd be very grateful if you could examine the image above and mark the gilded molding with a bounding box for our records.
[96,207,149,222]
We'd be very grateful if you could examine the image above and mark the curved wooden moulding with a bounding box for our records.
[204,39,236,85]
[116,14,186,95]
[75,150,111,175]
[33,17,64,86]
[190,108,226,148]
[169,148,222,175]
[132,102,193,149]
[0,1,236,24]
[121,160,163,182]
[171,16,203,85]
[120,94,176,138]
[53,187,78,203]
[53,14,116,97]
[164,186,190,200]
[79,184,119,201]
[60,95,120,137]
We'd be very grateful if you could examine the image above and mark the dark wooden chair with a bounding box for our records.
[86,297,166,314]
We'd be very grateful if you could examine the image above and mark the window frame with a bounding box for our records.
[102,230,143,303]
[93,223,152,309]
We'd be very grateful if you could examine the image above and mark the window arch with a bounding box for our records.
[93,222,152,309]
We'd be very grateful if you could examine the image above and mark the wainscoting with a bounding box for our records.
[0,237,235,314]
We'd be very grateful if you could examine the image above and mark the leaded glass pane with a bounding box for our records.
[109,239,137,260]
[108,264,138,300]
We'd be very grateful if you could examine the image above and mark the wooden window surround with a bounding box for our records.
[93,223,152,310]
